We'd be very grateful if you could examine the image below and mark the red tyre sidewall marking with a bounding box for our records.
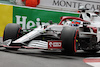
[17,27,22,38]
[74,30,79,52]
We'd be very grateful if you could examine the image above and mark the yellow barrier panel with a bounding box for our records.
[0,4,13,37]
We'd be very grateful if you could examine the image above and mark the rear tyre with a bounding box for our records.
[3,23,22,50]
[61,27,79,55]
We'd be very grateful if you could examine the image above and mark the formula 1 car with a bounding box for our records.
[2,15,100,55]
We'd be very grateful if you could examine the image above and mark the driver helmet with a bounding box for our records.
[94,10,99,15]
[71,20,81,27]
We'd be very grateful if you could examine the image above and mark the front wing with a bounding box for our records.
[0,40,62,50]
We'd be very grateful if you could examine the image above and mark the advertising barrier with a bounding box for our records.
[0,4,79,37]
[13,6,79,29]
[39,0,100,11]
[0,0,100,11]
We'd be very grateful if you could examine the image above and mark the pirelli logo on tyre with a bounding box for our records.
[48,40,62,49]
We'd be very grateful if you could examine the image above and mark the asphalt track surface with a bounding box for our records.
[0,37,100,67]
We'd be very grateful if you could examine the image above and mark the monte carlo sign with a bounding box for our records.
[39,0,100,11]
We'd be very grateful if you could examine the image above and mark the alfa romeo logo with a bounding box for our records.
[49,42,53,47]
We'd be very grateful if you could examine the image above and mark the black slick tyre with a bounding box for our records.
[61,27,79,55]
[3,23,22,50]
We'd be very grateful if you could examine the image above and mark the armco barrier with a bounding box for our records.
[0,4,79,37]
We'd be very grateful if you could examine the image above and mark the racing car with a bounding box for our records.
[2,15,100,55]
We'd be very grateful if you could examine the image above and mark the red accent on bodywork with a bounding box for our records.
[58,16,88,25]
[22,46,43,49]
[88,27,97,33]
[3,45,21,48]
[2,45,45,49]
[91,27,97,33]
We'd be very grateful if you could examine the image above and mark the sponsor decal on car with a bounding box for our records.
[48,40,62,49]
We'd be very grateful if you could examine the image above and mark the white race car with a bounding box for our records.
[1,15,100,55]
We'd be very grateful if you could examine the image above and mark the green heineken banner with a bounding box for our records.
[13,6,79,29]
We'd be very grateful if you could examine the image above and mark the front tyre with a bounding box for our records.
[3,23,22,50]
[61,27,79,55]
